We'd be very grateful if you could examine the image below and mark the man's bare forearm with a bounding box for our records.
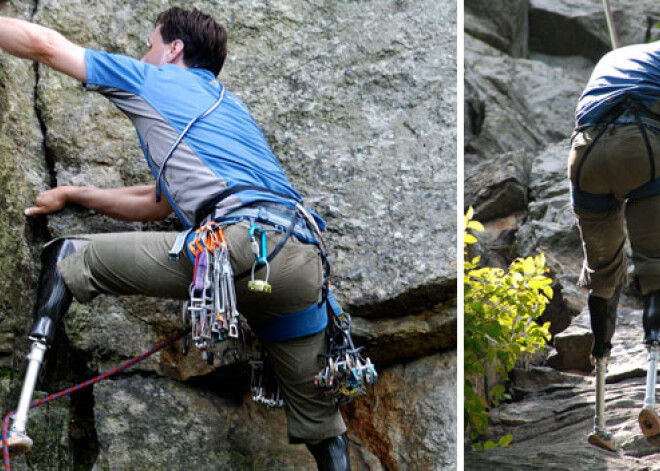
[0,17,48,61]
[0,17,86,81]
[25,184,172,221]
[101,185,158,197]
[64,185,172,221]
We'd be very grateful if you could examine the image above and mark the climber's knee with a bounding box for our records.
[28,238,89,345]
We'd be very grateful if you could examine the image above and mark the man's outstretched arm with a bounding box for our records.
[25,185,174,222]
[0,16,86,82]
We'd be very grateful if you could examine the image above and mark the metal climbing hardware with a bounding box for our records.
[249,348,285,408]
[247,224,272,294]
[315,290,377,405]
[182,223,240,364]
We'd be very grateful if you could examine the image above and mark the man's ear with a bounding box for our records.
[168,39,185,63]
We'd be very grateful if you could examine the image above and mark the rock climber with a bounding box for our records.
[0,7,350,470]
[570,41,660,451]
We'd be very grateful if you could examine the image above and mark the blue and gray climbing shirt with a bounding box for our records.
[84,49,325,230]
[576,42,660,127]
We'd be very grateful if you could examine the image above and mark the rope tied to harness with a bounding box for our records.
[2,330,188,471]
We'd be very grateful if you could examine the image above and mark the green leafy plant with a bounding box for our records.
[464,207,552,449]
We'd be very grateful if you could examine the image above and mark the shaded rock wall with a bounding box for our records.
[465,0,660,468]
[0,0,456,469]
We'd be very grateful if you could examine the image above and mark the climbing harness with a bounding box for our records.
[178,196,378,406]
[572,97,660,211]
[2,330,188,470]
[315,291,377,405]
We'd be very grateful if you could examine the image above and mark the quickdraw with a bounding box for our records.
[249,346,285,408]
[182,223,239,365]
[315,296,377,405]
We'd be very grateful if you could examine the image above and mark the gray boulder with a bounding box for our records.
[529,0,660,60]
[465,36,584,158]
[465,0,529,56]
[465,149,530,222]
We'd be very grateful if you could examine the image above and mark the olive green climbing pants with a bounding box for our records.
[56,222,346,442]
[569,123,660,298]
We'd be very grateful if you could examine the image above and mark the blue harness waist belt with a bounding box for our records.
[252,301,328,341]
[213,206,319,244]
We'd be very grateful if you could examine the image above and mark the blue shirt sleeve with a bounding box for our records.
[84,49,149,95]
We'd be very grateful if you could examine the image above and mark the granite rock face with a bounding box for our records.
[345,351,457,471]
[0,0,456,469]
[465,0,660,468]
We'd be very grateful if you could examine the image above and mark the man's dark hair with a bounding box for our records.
[156,7,227,77]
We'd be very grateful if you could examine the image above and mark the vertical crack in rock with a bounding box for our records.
[32,62,56,189]
[32,0,55,189]
[24,62,53,270]
[43,330,101,469]
[68,362,100,470]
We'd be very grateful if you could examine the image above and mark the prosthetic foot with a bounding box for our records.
[586,286,621,452]
[588,356,616,451]
[5,432,33,455]
[306,434,351,471]
[8,239,87,454]
[639,290,660,442]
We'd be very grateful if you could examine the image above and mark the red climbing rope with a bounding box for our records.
[2,330,187,471]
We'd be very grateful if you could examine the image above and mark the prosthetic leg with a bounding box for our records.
[7,239,87,454]
[638,290,660,441]
[587,285,621,452]
[306,434,351,471]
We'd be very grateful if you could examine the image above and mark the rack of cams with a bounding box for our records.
[315,310,378,405]
[250,355,285,408]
